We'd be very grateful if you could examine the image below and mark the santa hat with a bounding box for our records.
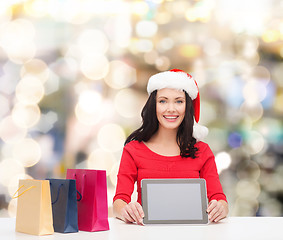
[147,69,208,141]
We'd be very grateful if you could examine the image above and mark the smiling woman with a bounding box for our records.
[113,69,228,225]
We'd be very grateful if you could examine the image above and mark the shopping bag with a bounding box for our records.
[66,169,109,232]
[13,179,54,236]
[47,179,79,233]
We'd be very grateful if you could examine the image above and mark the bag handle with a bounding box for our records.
[12,185,36,199]
[72,173,86,200]
[50,183,64,204]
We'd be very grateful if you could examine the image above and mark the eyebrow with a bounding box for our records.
[157,96,185,100]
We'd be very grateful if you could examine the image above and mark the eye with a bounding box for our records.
[159,100,166,103]
[176,100,184,104]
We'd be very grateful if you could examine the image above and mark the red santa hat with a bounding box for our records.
[147,69,208,141]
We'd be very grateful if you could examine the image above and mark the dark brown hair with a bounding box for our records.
[125,90,198,158]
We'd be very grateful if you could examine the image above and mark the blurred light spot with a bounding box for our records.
[255,118,282,144]
[114,89,140,118]
[236,180,261,200]
[80,54,109,80]
[144,50,159,65]
[157,38,174,52]
[104,61,136,89]
[134,39,153,53]
[179,45,201,58]
[272,63,283,87]
[87,149,116,176]
[240,101,263,122]
[155,56,171,71]
[104,15,132,48]
[203,39,221,56]
[245,131,265,155]
[24,0,49,17]
[75,90,104,126]
[237,160,261,181]
[13,138,41,167]
[262,30,280,43]
[0,94,9,118]
[228,132,243,148]
[136,20,158,38]
[206,128,228,152]
[215,152,232,173]
[8,173,33,197]
[21,58,50,83]
[12,103,41,128]
[15,76,45,104]
[232,197,259,216]
[200,102,217,125]
[78,29,109,56]
[243,80,266,105]
[0,19,36,64]
[0,4,12,23]
[155,11,171,25]
[131,1,149,15]
[0,158,25,186]
[8,199,17,218]
[44,71,59,95]
[0,116,27,143]
[97,124,125,152]
[274,91,283,114]
[110,162,120,186]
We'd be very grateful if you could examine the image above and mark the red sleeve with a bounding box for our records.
[113,145,137,204]
[199,145,227,202]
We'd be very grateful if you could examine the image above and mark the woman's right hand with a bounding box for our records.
[120,202,145,225]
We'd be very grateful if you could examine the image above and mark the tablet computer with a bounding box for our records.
[141,178,208,224]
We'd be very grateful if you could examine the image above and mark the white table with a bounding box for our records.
[1,217,283,240]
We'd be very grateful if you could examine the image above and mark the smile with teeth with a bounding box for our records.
[164,115,179,120]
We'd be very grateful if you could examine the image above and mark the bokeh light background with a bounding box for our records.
[0,0,283,218]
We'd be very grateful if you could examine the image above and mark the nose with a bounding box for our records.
[167,102,176,112]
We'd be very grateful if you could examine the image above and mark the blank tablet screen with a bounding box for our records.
[141,179,208,224]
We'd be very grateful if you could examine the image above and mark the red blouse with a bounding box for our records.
[113,140,227,204]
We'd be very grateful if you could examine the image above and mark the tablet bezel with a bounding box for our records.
[141,178,208,224]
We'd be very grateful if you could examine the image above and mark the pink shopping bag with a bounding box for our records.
[66,169,109,232]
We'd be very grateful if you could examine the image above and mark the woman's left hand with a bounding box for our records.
[206,200,228,223]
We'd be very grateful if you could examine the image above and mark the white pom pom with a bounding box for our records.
[193,121,208,141]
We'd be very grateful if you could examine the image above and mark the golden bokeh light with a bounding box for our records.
[23,0,49,18]
[8,199,17,218]
[0,18,36,63]
[15,76,45,104]
[87,149,116,176]
[240,101,264,122]
[97,124,125,152]
[104,60,137,89]
[0,116,27,144]
[136,20,158,38]
[80,54,109,80]
[78,29,109,55]
[114,88,140,118]
[21,58,50,83]
[12,138,42,167]
[0,158,25,186]
[12,103,41,128]
[75,90,104,126]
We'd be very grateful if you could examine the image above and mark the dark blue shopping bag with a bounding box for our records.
[46,179,80,233]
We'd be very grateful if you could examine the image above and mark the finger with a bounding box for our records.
[210,205,224,222]
[126,205,140,223]
[130,203,144,225]
[213,212,225,223]
[207,200,217,213]
[121,208,135,223]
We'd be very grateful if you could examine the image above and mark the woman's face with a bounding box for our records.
[156,88,186,131]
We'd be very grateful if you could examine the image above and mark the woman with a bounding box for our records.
[113,69,228,225]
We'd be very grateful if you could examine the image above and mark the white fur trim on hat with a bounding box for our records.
[147,71,198,100]
[193,120,209,142]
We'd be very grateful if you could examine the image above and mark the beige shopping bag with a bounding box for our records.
[13,179,54,235]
